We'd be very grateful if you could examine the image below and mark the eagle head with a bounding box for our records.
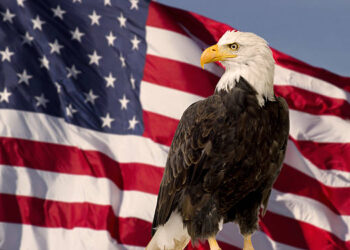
[200,30,275,106]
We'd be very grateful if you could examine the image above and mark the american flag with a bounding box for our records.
[0,0,349,249]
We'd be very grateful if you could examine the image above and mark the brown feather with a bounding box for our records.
[151,77,289,240]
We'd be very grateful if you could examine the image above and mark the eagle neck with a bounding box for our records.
[215,59,275,106]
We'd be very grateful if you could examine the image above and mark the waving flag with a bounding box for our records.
[0,0,349,249]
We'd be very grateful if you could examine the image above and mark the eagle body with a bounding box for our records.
[150,77,289,248]
[147,31,290,250]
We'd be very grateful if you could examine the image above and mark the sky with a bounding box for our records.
[156,0,350,77]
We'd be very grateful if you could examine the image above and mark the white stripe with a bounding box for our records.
[140,81,197,120]
[269,189,350,241]
[0,222,144,250]
[217,223,303,250]
[146,26,224,77]
[1,164,349,241]
[0,109,168,167]
[146,26,350,103]
[275,65,350,102]
[285,140,350,187]
[140,80,350,143]
[141,80,203,119]
[289,109,350,143]
[0,165,157,222]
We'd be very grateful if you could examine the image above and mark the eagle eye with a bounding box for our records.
[229,43,239,50]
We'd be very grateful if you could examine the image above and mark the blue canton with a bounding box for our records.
[0,0,150,135]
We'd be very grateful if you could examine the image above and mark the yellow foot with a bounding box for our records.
[208,236,222,250]
[243,234,254,250]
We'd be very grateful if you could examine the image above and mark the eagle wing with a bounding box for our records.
[152,89,289,233]
[152,94,227,232]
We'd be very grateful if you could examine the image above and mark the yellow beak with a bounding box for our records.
[200,44,237,69]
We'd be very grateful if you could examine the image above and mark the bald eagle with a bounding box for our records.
[146,31,289,250]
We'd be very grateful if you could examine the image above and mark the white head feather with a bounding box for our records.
[215,30,275,106]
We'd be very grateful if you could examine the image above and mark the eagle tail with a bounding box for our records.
[146,211,190,250]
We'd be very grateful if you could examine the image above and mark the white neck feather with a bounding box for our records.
[215,56,275,106]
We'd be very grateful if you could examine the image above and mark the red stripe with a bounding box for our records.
[147,2,188,37]
[291,138,350,172]
[276,164,350,215]
[260,211,350,250]
[0,193,151,247]
[142,110,178,147]
[1,193,348,249]
[147,2,231,45]
[142,111,174,146]
[117,217,151,247]
[0,137,163,194]
[274,85,350,120]
[147,2,350,92]
[143,55,217,97]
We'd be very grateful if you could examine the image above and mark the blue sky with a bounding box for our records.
[156,0,350,77]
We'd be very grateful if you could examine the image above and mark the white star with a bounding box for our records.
[66,64,81,79]
[72,0,82,3]
[119,94,130,110]
[17,69,32,85]
[0,87,11,103]
[104,72,116,88]
[17,0,26,7]
[49,39,64,54]
[39,55,50,70]
[119,54,126,68]
[104,0,111,6]
[35,93,49,108]
[52,5,66,20]
[88,10,101,26]
[130,75,136,89]
[31,15,45,31]
[101,113,115,128]
[117,12,127,28]
[88,50,102,66]
[106,31,116,46]
[0,47,14,62]
[130,35,141,50]
[55,82,62,93]
[129,0,139,10]
[70,27,85,42]
[128,116,139,130]
[66,104,78,117]
[1,9,16,23]
[22,32,34,45]
[84,89,99,105]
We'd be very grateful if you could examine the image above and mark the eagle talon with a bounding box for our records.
[208,236,221,250]
[243,234,254,250]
